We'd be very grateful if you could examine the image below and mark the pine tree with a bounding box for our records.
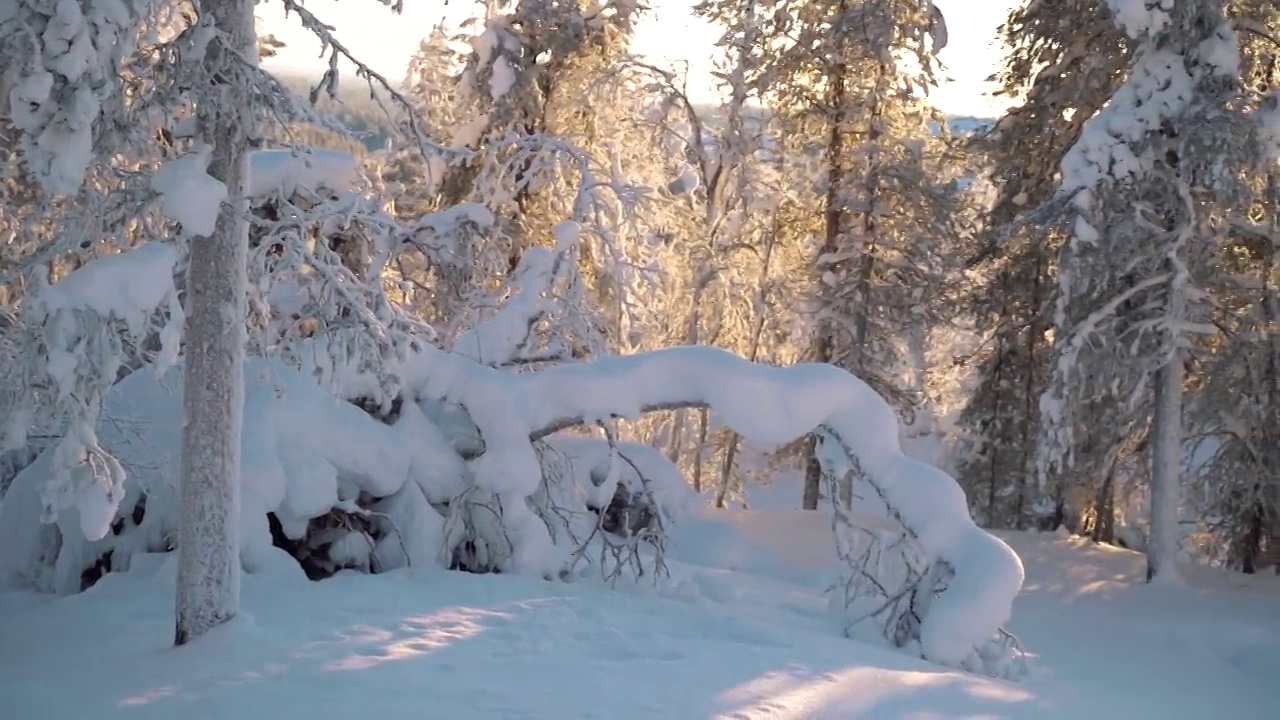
[173,0,258,645]
[1039,0,1259,583]
[1184,0,1280,572]
[957,0,1133,532]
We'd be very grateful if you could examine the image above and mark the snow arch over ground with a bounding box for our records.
[2,340,1023,668]
[501,346,1027,665]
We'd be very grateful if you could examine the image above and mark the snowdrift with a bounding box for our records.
[0,358,689,593]
[1,342,1023,669]
[3,520,1274,717]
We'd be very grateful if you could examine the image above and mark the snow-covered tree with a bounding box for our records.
[956,0,1133,531]
[1181,0,1280,572]
[1039,0,1261,583]
[697,0,965,509]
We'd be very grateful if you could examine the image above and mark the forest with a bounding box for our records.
[0,0,1276,709]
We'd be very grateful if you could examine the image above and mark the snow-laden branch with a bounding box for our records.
[317,335,1022,664]
[14,242,182,540]
[497,346,1024,666]
[274,0,464,166]
[451,222,577,366]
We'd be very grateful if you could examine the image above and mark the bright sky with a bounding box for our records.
[260,0,1016,118]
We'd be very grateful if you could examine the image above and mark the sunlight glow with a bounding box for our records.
[321,609,498,672]
[258,0,1018,117]
[718,663,1035,717]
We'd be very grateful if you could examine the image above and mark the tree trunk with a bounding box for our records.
[802,438,824,511]
[1241,500,1264,574]
[803,2,849,511]
[1092,462,1115,544]
[693,407,709,498]
[715,224,779,509]
[1262,170,1280,574]
[1146,351,1183,584]
[1017,246,1048,530]
[175,0,254,646]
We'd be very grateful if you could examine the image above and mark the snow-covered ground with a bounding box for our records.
[1,507,1276,718]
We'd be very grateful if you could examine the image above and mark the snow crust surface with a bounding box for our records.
[0,514,1274,719]
[247,149,360,197]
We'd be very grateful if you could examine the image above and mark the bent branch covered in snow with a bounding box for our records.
[490,346,1025,666]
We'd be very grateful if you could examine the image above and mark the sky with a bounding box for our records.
[259,0,1018,118]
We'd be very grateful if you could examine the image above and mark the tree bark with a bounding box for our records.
[1262,170,1280,574]
[1092,461,1115,544]
[1146,351,1183,584]
[175,0,254,646]
[803,0,850,511]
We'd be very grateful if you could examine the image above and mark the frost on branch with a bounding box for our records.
[451,221,578,366]
[1,0,152,195]
[8,242,182,543]
[495,347,1024,669]
[150,145,228,237]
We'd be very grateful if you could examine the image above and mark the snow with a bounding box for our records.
[0,513,1275,718]
[1195,23,1241,78]
[5,0,152,195]
[451,226,575,365]
[1104,0,1172,38]
[450,116,491,148]
[667,162,701,196]
[246,149,360,198]
[33,242,179,329]
[1062,6,1239,206]
[0,358,468,594]
[1060,49,1194,198]
[489,57,517,99]
[24,241,182,541]
[451,246,557,364]
[43,1,90,80]
[151,147,227,237]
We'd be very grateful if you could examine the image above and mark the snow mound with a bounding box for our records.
[248,149,360,197]
[0,358,467,594]
[2,517,1275,718]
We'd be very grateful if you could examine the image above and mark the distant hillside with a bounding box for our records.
[266,68,995,155]
[271,71,394,153]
